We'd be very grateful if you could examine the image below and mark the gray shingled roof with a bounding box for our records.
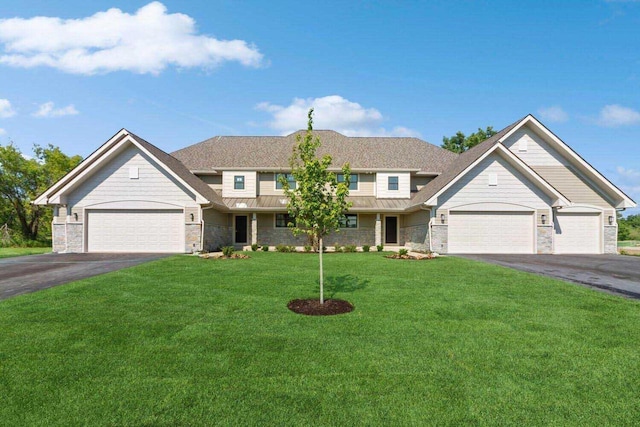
[171,130,458,174]
[408,117,526,209]
[128,132,227,209]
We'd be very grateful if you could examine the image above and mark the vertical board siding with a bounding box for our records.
[438,154,551,210]
[222,171,257,198]
[68,145,197,206]
[376,172,410,199]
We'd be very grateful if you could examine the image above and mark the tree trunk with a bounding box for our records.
[319,236,324,304]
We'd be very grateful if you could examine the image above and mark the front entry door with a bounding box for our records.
[385,216,398,244]
[235,215,248,244]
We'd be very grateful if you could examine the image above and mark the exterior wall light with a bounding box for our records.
[541,214,547,225]
[190,213,195,221]
[440,213,445,224]
[73,212,78,221]
[608,215,614,225]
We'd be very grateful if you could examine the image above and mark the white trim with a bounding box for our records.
[500,115,636,208]
[44,135,210,205]
[425,143,570,207]
[33,129,129,205]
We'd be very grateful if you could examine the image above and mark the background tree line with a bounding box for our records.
[0,143,82,246]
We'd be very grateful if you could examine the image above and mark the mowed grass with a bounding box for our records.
[1,253,639,426]
[0,247,50,259]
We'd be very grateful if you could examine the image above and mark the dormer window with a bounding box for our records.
[234,175,245,190]
[388,176,399,191]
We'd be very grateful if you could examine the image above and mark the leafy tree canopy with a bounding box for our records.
[442,126,497,153]
[0,143,82,241]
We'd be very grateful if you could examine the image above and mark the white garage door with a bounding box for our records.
[449,211,535,254]
[554,213,601,254]
[87,209,184,253]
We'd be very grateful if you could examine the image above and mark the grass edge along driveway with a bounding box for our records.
[1,253,639,426]
[0,247,51,259]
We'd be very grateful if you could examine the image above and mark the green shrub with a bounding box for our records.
[333,244,342,253]
[398,248,409,256]
[303,245,312,253]
[262,245,270,252]
[251,243,259,252]
[376,244,384,252]
[288,245,297,253]
[344,244,357,253]
[362,245,370,252]
[221,246,234,257]
[276,244,291,253]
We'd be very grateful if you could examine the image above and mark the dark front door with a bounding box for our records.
[385,216,398,244]
[235,215,248,244]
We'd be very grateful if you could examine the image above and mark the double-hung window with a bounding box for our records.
[276,173,296,190]
[388,176,399,191]
[337,173,358,190]
[234,175,245,190]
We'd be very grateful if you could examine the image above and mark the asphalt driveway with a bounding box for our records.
[0,253,169,300]
[459,254,640,298]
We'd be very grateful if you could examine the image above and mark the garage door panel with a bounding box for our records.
[87,209,184,253]
[554,213,600,254]
[449,211,534,254]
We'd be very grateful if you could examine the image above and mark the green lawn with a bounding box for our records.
[0,247,51,259]
[1,253,639,425]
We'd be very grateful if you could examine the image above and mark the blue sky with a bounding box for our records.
[0,1,638,214]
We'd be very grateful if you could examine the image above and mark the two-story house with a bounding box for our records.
[34,115,636,254]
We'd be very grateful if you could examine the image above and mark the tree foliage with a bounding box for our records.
[442,126,497,153]
[280,109,352,303]
[618,213,640,241]
[0,143,82,241]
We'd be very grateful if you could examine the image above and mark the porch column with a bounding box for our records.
[251,213,258,245]
[375,213,382,246]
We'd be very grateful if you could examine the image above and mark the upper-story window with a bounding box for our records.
[337,173,358,190]
[234,175,245,190]
[276,173,297,190]
[388,176,399,191]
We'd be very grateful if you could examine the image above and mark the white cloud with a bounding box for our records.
[0,2,264,75]
[0,128,6,135]
[537,106,569,123]
[0,98,16,118]
[256,95,420,137]
[33,101,78,118]
[597,104,640,127]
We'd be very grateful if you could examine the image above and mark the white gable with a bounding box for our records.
[502,124,568,167]
[438,152,552,210]
[67,144,198,206]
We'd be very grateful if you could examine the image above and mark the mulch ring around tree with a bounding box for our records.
[287,298,354,316]
[199,253,250,259]
[385,252,437,260]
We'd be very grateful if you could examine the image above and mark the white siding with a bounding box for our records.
[68,144,197,206]
[376,172,410,199]
[222,171,257,198]
[502,124,569,167]
[438,153,552,210]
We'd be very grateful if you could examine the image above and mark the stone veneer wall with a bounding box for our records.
[402,224,429,252]
[66,223,84,253]
[255,227,376,247]
[185,224,201,253]
[431,224,448,253]
[537,226,553,254]
[52,223,66,252]
[604,225,617,254]
[203,224,232,251]
[256,227,309,247]
[325,228,375,247]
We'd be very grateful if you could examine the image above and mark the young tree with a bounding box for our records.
[0,143,82,240]
[442,126,497,153]
[280,109,352,304]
